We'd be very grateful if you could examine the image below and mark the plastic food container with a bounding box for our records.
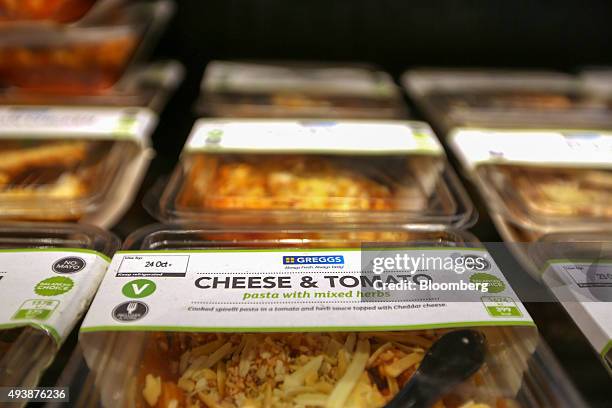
[0,0,122,23]
[0,106,156,226]
[0,60,184,113]
[72,224,584,408]
[402,69,612,267]
[152,119,475,229]
[0,221,118,398]
[199,61,407,119]
[449,127,612,237]
[401,69,612,134]
[528,232,612,374]
[0,0,174,92]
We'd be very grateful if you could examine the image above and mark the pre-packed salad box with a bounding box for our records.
[0,221,118,404]
[151,119,475,229]
[70,224,584,408]
[199,61,407,119]
[0,105,156,226]
[0,0,173,92]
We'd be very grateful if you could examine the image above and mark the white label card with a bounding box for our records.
[0,106,156,145]
[450,128,612,169]
[81,248,534,333]
[0,250,110,344]
[186,120,444,155]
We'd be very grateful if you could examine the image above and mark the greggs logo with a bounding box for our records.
[283,255,344,265]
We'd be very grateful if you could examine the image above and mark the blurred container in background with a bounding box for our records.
[198,60,408,119]
[0,0,174,92]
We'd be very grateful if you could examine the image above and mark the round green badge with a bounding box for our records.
[469,273,505,293]
[122,279,157,299]
[34,276,74,296]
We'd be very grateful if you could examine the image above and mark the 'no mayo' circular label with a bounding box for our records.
[52,257,87,274]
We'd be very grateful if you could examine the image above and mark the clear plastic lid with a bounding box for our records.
[528,231,612,276]
[0,106,156,225]
[151,119,475,229]
[0,221,119,394]
[476,164,612,233]
[0,0,123,23]
[531,231,612,260]
[0,60,184,113]
[198,61,407,119]
[490,215,541,244]
[124,223,480,250]
[401,69,612,133]
[481,196,611,284]
[0,0,174,92]
[70,224,584,408]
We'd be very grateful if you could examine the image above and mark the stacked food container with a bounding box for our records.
[0,0,182,226]
[403,68,612,375]
[157,60,473,229]
[150,118,475,228]
[75,225,584,408]
[0,0,179,402]
[0,0,608,403]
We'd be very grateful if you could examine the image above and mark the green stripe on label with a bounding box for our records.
[0,322,61,345]
[602,340,612,358]
[602,341,612,376]
[80,320,536,334]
